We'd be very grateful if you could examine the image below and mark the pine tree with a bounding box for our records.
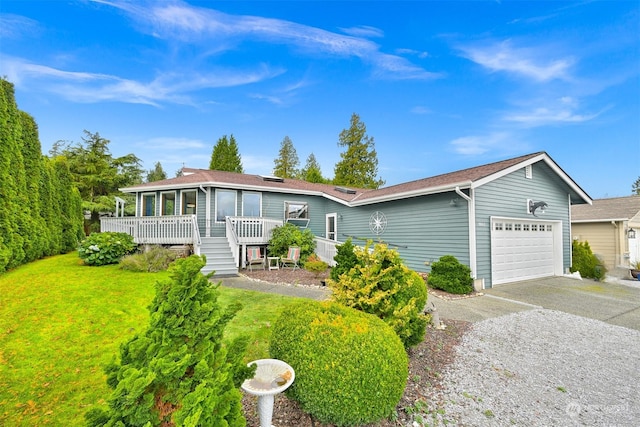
[300,153,328,183]
[333,113,385,189]
[633,177,640,195]
[209,134,243,173]
[86,255,254,427]
[146,161,167,182]
[273,136,300,179]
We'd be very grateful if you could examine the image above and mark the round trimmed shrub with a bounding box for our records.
[269,300,408,426]
[427,255,473,294]
[78,232,137,266]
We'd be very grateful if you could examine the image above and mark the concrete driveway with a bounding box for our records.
[430,276,640,331]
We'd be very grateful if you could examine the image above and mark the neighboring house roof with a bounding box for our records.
[121,151,592,206]
[571,195,640,223]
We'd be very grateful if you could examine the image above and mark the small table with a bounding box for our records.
[267,257,279,271]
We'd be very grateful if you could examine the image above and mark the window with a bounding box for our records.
[242,192,261,217]
[285,201,310,227]
[216,189,236,222]
[514,224,522,231]
[285,202,309,219]
[546,224,553,232]
[181,190,197,215]
[505,223,513,231]
[142,194,156,216]
[531,224,538,231]
[523,224,530,231]
[161,192,176,215]
[494,222,503,231]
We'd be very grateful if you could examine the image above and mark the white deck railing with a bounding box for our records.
[226,217,283,267]
[100,215,199,245]
[314,236,340,267]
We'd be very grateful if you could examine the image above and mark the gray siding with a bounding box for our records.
[474,162,572,288]
[338,191,470,273]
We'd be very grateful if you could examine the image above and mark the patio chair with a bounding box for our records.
[280,246,300,271]
[247,246,266,271]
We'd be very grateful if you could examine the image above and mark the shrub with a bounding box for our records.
[85,255,254,427]
[78,232,137,266]
[571,240,607,281]
[329,238,358,281]
[269,301,408,426]
[119,245,178,272]
[303,254,328,278]
[328,242,428,348]
[427,255,474,294]
[268,222,315,261]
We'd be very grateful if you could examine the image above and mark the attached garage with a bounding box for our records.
[490,217,564,285]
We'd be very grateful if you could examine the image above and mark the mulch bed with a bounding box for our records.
[240,267,472,427]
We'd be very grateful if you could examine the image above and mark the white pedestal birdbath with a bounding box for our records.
[241,359,295,427]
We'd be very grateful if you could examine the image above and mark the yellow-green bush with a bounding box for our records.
[269,300,408,426]
[329,242,428,348]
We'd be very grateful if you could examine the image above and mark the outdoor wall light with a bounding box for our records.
[449,199,459,207]
[529,200,548,217]
[628,228,637,239]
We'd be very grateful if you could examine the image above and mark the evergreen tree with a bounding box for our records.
[333,113,385,189]
[57,131,143,230]
[0,78,84,272]
[209,134,243,173]
[86,255,254,427]
[633,177,640,195]
[300,153,328,183]
[273,136,300,179]
[146,161,167,182]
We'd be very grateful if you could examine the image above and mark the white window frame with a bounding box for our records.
[285,201,310,227]
[242,191,262,217]
[215,189,237,222]
[141,193,156,216]
[181,190,197,215]
[160,191,176,216]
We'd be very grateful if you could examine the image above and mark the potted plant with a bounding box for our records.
[630,261,640,280]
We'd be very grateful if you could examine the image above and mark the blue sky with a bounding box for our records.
[1,0,638,198]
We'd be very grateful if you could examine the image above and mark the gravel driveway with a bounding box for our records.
[430,309,640,426]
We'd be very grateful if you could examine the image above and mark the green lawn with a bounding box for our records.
[0,253,299,426]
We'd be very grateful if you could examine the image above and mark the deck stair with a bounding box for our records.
[199,237,238,276]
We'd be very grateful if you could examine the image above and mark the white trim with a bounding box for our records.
[160,191,176,216]
[181,189,197,215]
[205,187,211,237]
[455,187,477,280]
[215,189,237,223]
[326,213,338,241]
[141,192,157,216]
[242,191,262,217]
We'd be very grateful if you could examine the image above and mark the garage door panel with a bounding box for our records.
[491,219,557,285]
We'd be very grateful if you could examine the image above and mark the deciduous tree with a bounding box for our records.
[333,113,385,189]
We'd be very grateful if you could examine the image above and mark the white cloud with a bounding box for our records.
[458,40,574,82]
[99,0,439,80]
[0,55,283,106]
[0,14,40,39]
[411,106,431,115]
[140,137,207,150]
[450,132,516,155]
[339,25,384,38]
[503,107,601,126]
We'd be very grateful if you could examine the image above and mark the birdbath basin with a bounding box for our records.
[241,359,295,427]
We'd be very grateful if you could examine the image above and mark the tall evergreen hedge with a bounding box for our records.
[0,78,84,272]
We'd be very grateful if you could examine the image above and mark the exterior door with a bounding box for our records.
[326,213,337,241]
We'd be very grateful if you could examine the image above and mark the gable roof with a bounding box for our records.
[571,195,640,223]
[121,151,592,206]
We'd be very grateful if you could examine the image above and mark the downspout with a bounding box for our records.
[455,187,477,283]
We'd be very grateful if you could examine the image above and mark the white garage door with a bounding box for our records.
[491,218,559,285]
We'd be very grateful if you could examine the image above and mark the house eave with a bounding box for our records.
[349,181,473,206]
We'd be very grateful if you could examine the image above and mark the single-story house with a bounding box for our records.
[102,151,591,289]
[571,195,640,269]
